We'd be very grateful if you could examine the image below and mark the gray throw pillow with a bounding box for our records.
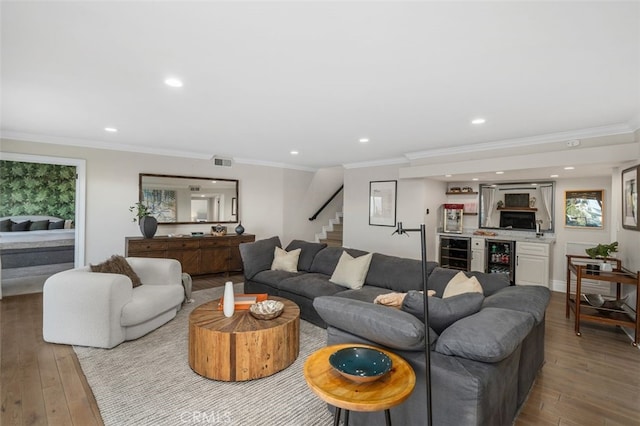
[402,290,484,334]
[30,219,50,231]
[238,236,282,280]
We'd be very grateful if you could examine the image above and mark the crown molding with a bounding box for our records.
[0,131,213,160]
[404,122,634,161]
[343,156,409,170]
[233,157,317,172]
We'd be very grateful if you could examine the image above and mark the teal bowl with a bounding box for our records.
[329,347,392,383]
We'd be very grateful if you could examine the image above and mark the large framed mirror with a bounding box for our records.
[139,174,238,224]
[478,181,555,232]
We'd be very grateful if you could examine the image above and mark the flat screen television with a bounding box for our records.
[504,193,530,208]
[500,211,536,230]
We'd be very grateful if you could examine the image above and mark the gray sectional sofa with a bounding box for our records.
[239,237,551,426]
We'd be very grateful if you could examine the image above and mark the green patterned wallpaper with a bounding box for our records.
[0,160,76,219]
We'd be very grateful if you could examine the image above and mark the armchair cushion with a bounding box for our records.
[239,236,282,280]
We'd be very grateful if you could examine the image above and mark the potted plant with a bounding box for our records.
[585,242,618,274]
[130,202,157,238]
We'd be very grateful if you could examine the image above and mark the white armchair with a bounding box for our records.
[43,257,184,349]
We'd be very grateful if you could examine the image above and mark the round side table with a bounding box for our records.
[304,344,415,426]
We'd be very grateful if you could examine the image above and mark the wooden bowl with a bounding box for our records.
[249,300,284,320]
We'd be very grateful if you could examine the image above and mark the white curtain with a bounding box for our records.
[540,185,553,230]
[482,187,496,227]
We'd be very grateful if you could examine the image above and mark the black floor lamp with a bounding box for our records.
[393,222,432,426]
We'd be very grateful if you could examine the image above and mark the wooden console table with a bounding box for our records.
[125,234,255,276]
[565,254,639,346]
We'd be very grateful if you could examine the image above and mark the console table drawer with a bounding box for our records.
[128,240,168,252]
[199,238,229,248]
[168,239,201,250]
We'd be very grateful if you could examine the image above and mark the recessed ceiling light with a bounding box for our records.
[359,138,369,143]
[531,183,538,186]
[564,166,575,170]
[550,174,559,178]
[104,127,118,133]
[471,118,486,125]
[164,77,183,88]
[445,174,452,178]
[472,178,479,181]
[495,171,504,175]
[290,150,299,155]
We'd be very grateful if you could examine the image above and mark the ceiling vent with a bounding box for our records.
[213,157,233,167]
[189,186,200,192]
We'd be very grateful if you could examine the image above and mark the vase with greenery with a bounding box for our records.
[585,241,618,273]
[130,202,157,238]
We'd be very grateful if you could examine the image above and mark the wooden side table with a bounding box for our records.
[189,296,300,381]
[304,344,415,426]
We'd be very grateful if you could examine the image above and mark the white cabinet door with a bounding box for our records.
[516,253,549,287]
[471,249,485,272]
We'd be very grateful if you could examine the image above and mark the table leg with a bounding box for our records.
[333,408,341,426]
[344,410,350,425]
[385,409,391,425]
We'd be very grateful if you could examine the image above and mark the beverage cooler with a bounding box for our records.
[486,239,515,285]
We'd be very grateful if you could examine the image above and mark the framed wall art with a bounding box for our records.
[369,180,397,227]
[622,164,639,231]
[564,189,604,229]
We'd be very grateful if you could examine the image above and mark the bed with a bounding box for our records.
[1,215,76,295]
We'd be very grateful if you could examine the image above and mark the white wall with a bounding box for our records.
[282,167,344,246]
[1,138,333,264]
[343,164,446,261]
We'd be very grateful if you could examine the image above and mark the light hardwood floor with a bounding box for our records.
[2,281,639,426]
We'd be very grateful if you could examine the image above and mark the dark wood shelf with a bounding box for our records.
[446,191,478,195]
[497,207,537,211]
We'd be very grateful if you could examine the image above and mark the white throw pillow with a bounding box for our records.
[443,272,483,298]
[329,252,373,289]
[271,247,301,272]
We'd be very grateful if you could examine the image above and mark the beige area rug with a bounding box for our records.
[74,284,333,426]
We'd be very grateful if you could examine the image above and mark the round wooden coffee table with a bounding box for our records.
[304,344,415,426]
[189,296,300,381]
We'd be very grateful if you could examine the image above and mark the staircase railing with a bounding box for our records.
[309,185,343,221]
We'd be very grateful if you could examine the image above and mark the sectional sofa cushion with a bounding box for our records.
[251,270,301,289]
[48,220,65,230]
[239,236,282,280]
[12,220,31,231]
[278,273,345,299]
[285,240,327,272]
[482,285,551,324]
[435,307,535,363]
[309,246,369,276]
[335,286,397,303]
[0,219,10,232]
[314,296,436,351]
[402,290,484,334]
[365,253,438,292]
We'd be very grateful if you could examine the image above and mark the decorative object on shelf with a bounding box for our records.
[448,187,461,193]
[223,281,235,317]
[585,241,618,274]
[497,200,504,208]
[211,224,227,236]
[583,294,629,312]
[621,164,639,231]
[369,180,397,227]
[235,221,245,235]
[462,186,473,193]
[529,197,536,208]
[130,202,157,238]
[329,347,392,383]
[249,300,284,320]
